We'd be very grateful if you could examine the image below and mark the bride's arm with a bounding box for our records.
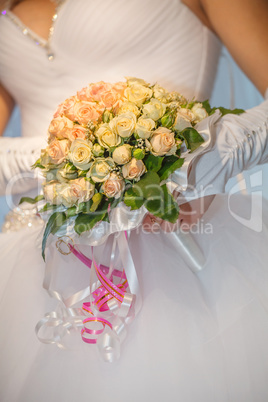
[0,83,15,136]
[200,0,268,96]
[0,83,46,196]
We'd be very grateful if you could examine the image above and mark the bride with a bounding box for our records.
[0,0,268,401]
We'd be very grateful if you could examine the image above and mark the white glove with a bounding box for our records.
[0,136,47,196]
[179,97,268,201]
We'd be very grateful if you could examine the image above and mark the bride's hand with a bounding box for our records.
[142,194,215,233]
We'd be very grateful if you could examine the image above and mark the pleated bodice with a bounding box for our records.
[0,0,221,138]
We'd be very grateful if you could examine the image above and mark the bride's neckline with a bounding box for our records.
[1,0,68,60]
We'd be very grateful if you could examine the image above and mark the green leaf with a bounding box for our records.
[90,193,103,212]
[158,156,184,181]
[145,184,179,223]
[202,100,244,117]
[38,203,58,213]
[133,148,145,160]
[180,127,204,152]
[65,206,78,218]
[42,212,67,260]
[124,187,145,210]
[74,211,107,235]
[19,195,44,205]
[134,171,160,198]
[143,155,163,173]
[31,158,45,169]
[78,200,93,213]
[212,106,245,116]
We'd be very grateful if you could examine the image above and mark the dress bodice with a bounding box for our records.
[0,0,221,138]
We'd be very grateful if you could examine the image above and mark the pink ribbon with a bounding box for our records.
[69,240,131,345]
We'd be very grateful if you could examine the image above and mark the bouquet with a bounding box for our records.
[23,77,243,359]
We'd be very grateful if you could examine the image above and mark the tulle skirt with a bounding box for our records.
[1,194,268,402]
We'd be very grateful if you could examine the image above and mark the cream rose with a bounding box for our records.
[109,112,136,138]
[73,101,102,125]
[118,102,140,117]
[95,123,121,148]
[47,139,70,164]
[102,173,125,199]
[191,103,208,123]
[125,77,150,87]
[124,84,153,107]
[174,108,195,131]
[43,182,64,205]
[69,139,93,170]
[153,84,170,103]
[148,127,176,156]
[135,117,155,139]
[142,98,166,121]
[87,157,115,183]
[112,144,132,165]
[59,178,95,207]
[92,143,105,157]
[122,158,146,181]
[48,116,73,140]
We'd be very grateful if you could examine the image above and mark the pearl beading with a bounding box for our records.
[1,0,66,61]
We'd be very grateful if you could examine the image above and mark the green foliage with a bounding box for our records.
[202,100,244,116]
[180,127,205,152]
[42,212,67,260]
[19,195,44,205]
[144,154,163,172]
[158,156,184,181]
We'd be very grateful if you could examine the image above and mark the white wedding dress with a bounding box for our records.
[1,1,268,401]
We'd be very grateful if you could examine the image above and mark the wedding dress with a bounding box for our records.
[0,1,268,401]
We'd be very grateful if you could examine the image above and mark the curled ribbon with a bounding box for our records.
[37,230,141,362]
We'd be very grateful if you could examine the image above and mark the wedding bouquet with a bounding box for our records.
[23,77,219,257]
[23,77,243,359]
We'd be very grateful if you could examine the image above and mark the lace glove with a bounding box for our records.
[176,96,268,201]
[0,136,46,196]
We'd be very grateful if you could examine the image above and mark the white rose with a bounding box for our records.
[191,103,208,123]
[109,112,136,138]
[118,102,140,117]
[95,123,122,148]
[124,84,153,107]
[148,127,176,156]
[142,98,166,121]
[69,139,93,170]
[102,173,125,199]
[122,158,146,181]
[136,117,155,139]
[87,157,115,183]
[174,108,195,131]
[112,144,132,165]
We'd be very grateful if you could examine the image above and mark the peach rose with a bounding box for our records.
[102,173,125,199]
[48,116,73,140]
[77,81,112,102]
[147,127,176,156]
[46,139,70,164]
[74,101,102,125]
[63,96,80,121]
[122,158,146,181]
[68,125,88,142]
[59,178,95,207]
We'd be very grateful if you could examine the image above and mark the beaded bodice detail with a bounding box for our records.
[0,0,221,139]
